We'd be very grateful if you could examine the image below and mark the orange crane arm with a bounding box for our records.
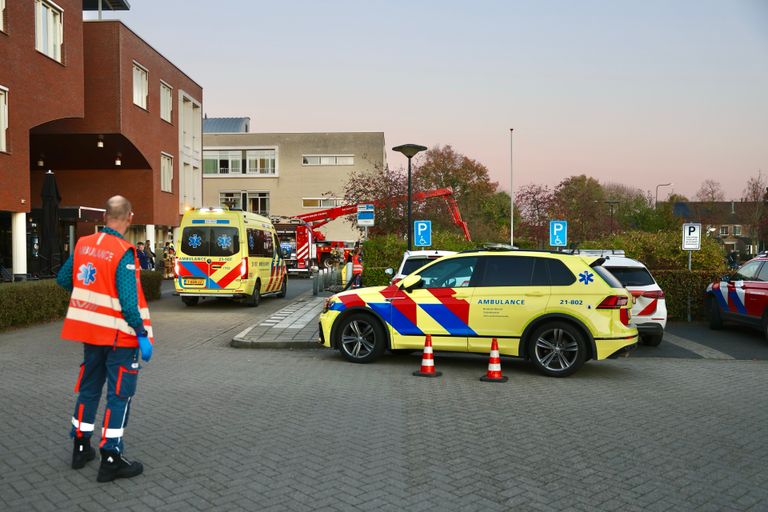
[293,187,471,241]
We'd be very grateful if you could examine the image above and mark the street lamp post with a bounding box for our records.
[655,183,673,209]
[606,200,619,235]
[392,144,427,251]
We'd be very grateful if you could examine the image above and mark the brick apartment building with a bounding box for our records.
[0,1,202,279]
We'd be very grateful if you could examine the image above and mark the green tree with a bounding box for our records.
[551,175,606,242]
[413,145,503,242]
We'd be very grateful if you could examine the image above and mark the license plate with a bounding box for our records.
[184,278,205,286]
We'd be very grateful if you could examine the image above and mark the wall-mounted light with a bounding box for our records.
[115,153,122,166]
[37,155,45,167]
[97,135,104,149]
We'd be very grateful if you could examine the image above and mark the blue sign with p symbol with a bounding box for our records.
[414,220,432,247]
[549,220,567,247]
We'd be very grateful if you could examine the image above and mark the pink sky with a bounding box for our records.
[95,0,767,201]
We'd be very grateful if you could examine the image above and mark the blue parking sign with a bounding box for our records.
[414,220,432,247]
[549,220,567,247]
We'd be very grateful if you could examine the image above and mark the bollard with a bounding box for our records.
[312,268,318,296]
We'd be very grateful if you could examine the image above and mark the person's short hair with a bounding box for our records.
[137,242,144,247]
[105,196,132,221]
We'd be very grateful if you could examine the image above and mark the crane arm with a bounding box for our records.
[293,187,471,241]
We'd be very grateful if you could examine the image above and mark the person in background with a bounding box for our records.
[56,195,154,482]
[163,246,176,279]
[343,246,363,290]
[136,242,150,270]
[144,240,156,270]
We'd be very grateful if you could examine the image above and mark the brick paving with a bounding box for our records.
[1,290,767,511]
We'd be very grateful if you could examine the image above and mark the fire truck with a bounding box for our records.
[273,187,471,275]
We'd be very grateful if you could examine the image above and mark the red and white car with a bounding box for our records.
[583,251,667,346]
[706,253,768,337]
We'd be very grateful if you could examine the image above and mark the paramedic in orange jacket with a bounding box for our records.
[57,196,154,483]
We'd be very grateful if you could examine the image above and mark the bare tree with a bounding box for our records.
[695,180,725,202]
[741,171,767,252]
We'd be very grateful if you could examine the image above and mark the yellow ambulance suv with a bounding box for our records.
[319,249,638,377]
[175,207,286,307]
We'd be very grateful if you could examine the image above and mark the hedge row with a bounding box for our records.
[0,270,163,331]
[653,270,725,320]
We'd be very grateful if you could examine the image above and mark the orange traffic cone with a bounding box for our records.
[413,334,442,378]
[480,338,508,382]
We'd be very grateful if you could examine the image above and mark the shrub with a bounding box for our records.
[652,270,725,320]
[0,271,162,331]
[140,270,163,301]
[362,231,476,270]
[0,280,70,330]
[582,230,726,271]
[362,267,391,288]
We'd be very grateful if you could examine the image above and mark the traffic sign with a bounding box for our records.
[549,220,568,247]
[682,223,701,250]
[357,204,375,227]
[414,220,432,247]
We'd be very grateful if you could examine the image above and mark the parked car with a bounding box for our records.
[706,253,768,338]
[386,250,457,284]
[320,249,638,377]
[580,250,667,346]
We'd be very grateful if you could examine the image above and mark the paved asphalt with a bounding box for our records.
[0,277,766,511]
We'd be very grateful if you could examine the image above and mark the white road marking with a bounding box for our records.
[254,298,326,329]
[664,333,735,360]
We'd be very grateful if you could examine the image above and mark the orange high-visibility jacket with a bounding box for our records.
[61,232,153,348]
[352,254,363,275]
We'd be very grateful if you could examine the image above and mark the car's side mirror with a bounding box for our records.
[384,267,393,276]
[399,273,422,292]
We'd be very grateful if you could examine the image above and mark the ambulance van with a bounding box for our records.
[174,207,287,306]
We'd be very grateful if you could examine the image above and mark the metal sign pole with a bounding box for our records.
[687,250,692,322]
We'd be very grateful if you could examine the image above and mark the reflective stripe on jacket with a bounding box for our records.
[352,255,363,275]
[61,232,153,347]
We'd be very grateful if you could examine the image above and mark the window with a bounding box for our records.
[756,263,768,282]
[247,229,274,258]
[160,82,172,122]
[1,0,6,33]
[417,257,478,289]
[246,149,276,175]
[160,153,173,192]
[248,192,269,216]
[547,259,576,286]
[133,62,148,109]
[477,256,548,287]
[302,154,354,166]
[733,225,742,236]
[302,197,343,208]
[181,227,239,257]
[219,192,242,210]
[0,86,7,153]
[733,261,762,281]
[35,0,63,62]
[204,150,242,174]
[604,266,655,287]
[720,226,729,236]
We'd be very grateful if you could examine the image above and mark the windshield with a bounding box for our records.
[181,227,240,257]
[401,257,440,275]
[605,266,655,287]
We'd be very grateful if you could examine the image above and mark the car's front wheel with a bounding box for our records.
[528,321,586,377]
[336,313,386,363]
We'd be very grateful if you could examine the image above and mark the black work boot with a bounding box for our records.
[71,437,95,469]
[96,450,144,482]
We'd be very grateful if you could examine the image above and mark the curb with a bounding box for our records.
[230,338,320,349]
